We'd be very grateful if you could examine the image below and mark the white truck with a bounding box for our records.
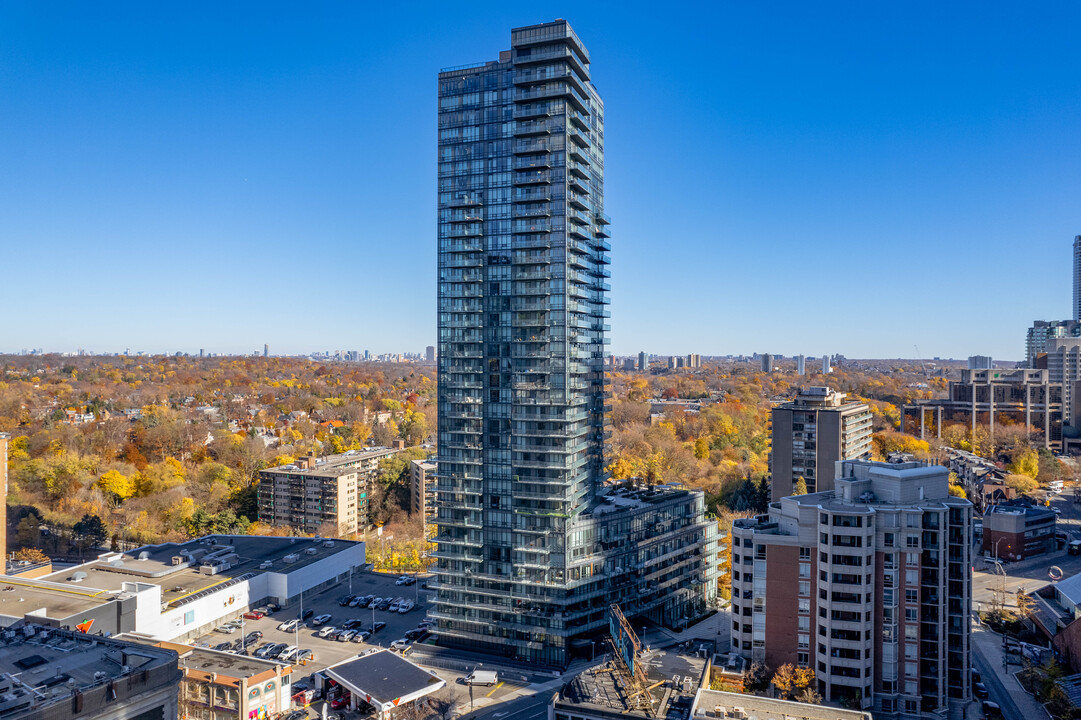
[465,670,499,687]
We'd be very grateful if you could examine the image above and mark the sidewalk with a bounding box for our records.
[970,621,1051,720]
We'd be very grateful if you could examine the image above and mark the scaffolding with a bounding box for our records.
[602,603,657,715]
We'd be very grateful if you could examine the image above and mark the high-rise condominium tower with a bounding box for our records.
[1074,235,1081,321]
[435,20,716,667]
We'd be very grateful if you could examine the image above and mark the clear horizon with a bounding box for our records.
[2,2,1078,360]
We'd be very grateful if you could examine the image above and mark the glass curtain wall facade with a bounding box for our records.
[435,20,612,666]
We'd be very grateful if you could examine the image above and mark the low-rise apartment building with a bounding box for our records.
[157,644,294,720]
[730,459,972,719]
[257,447,401,536]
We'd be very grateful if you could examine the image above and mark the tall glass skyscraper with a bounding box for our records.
[435,20,717,667]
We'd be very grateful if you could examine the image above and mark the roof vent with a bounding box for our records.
[138,551,150,560]
[69,572,88,583]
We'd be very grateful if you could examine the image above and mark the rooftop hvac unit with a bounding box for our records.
[171,556,186,566]
[138,551,150,560]
[323,541,335,548]
[69,572,88,583]
[283,554,300,564]
[259,561,273,570]
[304,548,318,556]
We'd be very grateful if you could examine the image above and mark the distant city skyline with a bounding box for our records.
[2,3,1078,359]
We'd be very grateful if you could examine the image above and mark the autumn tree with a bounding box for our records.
[772,663,816,700]
[14,547,48,563]
[97,469,135,503]
[1007,449,1039,479]
[1005,474,1038,495]
[793,477,808,495]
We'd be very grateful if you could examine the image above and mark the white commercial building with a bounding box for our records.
[0,535,365,643]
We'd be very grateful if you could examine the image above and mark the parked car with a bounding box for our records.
[337,630,356,642]
[417,620,435,629]
[265,603,281,613]
[312,613,332,626]
[253,643,274,657]
[981,700,1002,718]
[370,622,386,633]
[339,595,355,607]
[277,619,296,632]
[298,609,315,621]
[297,649,314,662]
[370,597,384,608]
[318,626,338,639]
[348,596,363,607]
[396,576,414,586]
[398,600,414,614]
[243,610,265,620]
[465,670,499,687]
[973,681,989,699]
[276,645,298,660]
[343,619,363,630]
[245,631,263,643]
[213,642,232,651]
[357,595,374,608]
[215,624,238,634]
[377,599,393,611]
[351,631,367,643]
[390,639,410,651]
[331,693,352,710]
[971,668,981,684]
[389,600,402,613]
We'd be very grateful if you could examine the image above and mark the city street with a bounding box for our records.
[973,488,1081,609]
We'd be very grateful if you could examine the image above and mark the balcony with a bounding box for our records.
[514,139,553,155]
[515,119,555,136]
[513,170,551,185]
[446,196,484,208]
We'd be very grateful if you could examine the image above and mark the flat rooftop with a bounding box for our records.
[168,644,286,680]
[263,447,401,476]
[693,688,871,720]
[0,624,177,715]
[326,649,444,706]
[0,535,361,621]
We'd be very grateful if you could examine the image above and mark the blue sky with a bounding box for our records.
[1,2,1078,360]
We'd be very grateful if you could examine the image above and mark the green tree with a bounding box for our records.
[73,514,108,552]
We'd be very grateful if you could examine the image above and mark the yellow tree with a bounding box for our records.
[1008,449,1039,479]
[97,469,135,502]
[793,477,808,495]
[694,438,710,460]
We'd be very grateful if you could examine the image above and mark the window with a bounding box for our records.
[906,551,919,566]
[906,535,920,548]
[798,616,810,632]
[905,570,918,586]
[905,608,917,622]
[884,532,895,547]
[797,634,810,650]
[905,661,918,677]
[905,589,918,604]
[797,651,809,667]
[799,563,810,578]
[798,599,810,613]
[798,581,810,596]
[904,625,918,640]
[799,547,811,560]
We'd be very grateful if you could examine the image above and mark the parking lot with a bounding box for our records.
[193,571,434,676]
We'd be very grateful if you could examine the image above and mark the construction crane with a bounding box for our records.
[914,344,930,378]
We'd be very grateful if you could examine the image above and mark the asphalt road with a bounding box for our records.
[466,687,551,720]
[973,488,1081,609]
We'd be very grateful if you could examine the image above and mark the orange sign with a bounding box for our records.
[75,619,94,633]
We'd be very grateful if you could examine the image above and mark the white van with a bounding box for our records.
[465,670,499,687]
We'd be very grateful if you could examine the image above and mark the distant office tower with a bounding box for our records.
[638,351,648,372]
[435,20,716,667]
[426,345,436,363]
[264,343,269,357]
[667,355,676,369]
[622,358,636,371]
[1026,320,1081,367]
[822,355,832,374]
[687,353,701,368]
[199,348,205,358]
[770,387,873,499]
[967,355,992,370]
[796,354,805,376]
[731,459,972,717]
[1074,235,1081,321]
[760,353,773,373]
